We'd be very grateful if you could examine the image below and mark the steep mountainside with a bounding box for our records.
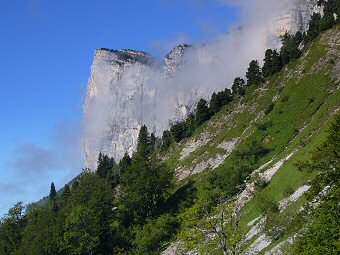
[2,8,339,255]
[83,0,321,170]
[161,25,340,255]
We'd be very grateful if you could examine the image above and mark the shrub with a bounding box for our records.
[264,102,275,115]
[134,214,179,254]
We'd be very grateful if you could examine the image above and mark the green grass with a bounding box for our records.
[159,26,340,254]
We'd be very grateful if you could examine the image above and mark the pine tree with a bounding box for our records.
[62,184,71,202]
[137,125,150,157]
[150,133,156,152]
[162,130,173,149]
[305,13,321,43]
[210,89,233,114]
[119,152,132,174]
[319,2,336,31]
[49,182,57,201]
[209,92,220,114]
[49,182,58,212]
[184,113,196,137]
[262,49,283,77]
[280,33,301,65]
[246,60,264,85]
[170,121,187,143]
[231,77,246,96]
[195,99,212,126]
[96,153,115,178]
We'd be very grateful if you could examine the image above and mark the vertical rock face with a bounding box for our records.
[84,49,157,169]
[274,0,319,36]
[83,0,319,169]
[83,46,212,169]
[164,44,192,78]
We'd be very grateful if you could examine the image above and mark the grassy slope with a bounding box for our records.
[162,26,340,254]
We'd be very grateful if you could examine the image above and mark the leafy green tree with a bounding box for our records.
[63,205,100,255]
[118,128,175,227]
[16,206,64,255]
[65,172,114,254]
[246,60,263,85]
[231,77,245,96]
[293,113,340,254]
[134,214,179,254]
[0,202,25,255]
[195,99,212,126]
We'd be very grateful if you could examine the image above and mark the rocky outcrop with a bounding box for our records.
[83,46,213,169]
[82,0,320,169]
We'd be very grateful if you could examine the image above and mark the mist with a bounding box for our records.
[83,0,304,167]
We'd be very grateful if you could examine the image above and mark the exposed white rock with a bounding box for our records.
[180,132,211,160]
[83,47,214,169]
[237,182,256,209]
[260,150,296,182]
[164,44,192,78]
[83,1,319,169]
[217,138,239,151]
[279,184,311,211]
[264,234,298,255]
[244,234,272,255]
[244,217,266,243]
[248,215,263,227]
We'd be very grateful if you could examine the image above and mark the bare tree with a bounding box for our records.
[205,195,243,255]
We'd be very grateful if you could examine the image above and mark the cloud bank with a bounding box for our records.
[83,0,303,167]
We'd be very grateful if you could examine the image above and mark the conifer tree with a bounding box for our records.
[195,99,212,126]
[305,13,321,42]
[49,182,58,212]
[231,77,246,96]
[262,49,283,77]
[184,113,196,137]
[96,153,115,179]
[150,133,156,152]
[280,33,302,65]
[246,60,263,85]
[170,121,187,143]
[319,2,336,31]
[210,92,220,114]
[162,130,173,149]
[49,182,57,201]
[119,152,132,174]
[137,125,151,157]
[62,184,71,202]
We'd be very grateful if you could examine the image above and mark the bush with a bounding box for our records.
[257,120,273,131]
[264,102,275,115]
[256,193,278,214]
[134,214,179,254]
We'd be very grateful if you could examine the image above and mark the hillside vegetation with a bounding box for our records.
[1,5,340,255]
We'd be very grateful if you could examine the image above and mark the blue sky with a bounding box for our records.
[0,0,239,216]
